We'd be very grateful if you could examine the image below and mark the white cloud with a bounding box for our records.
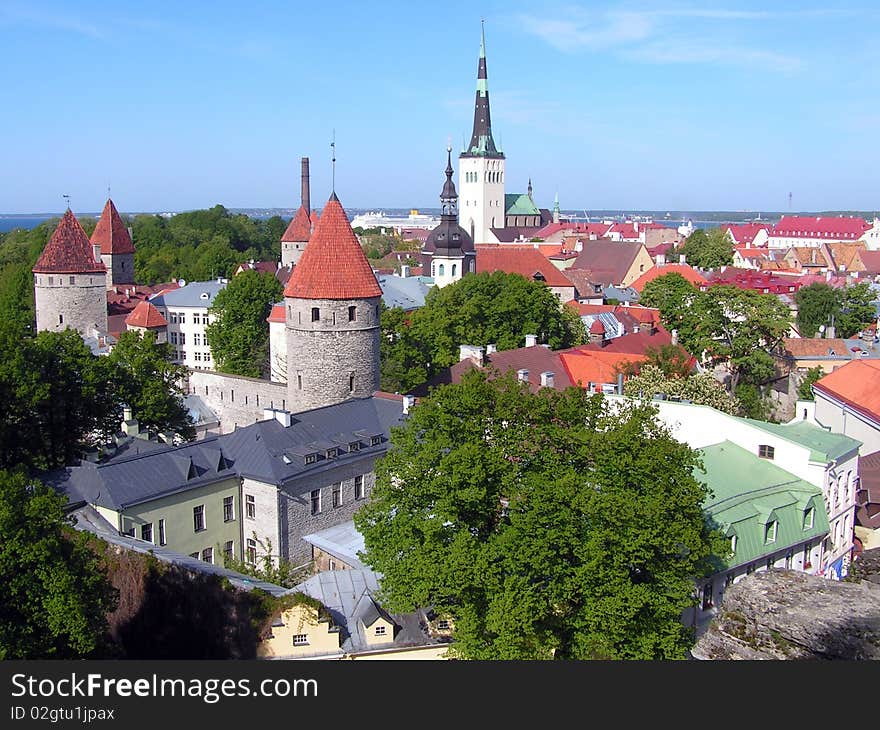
[627,40,802,73]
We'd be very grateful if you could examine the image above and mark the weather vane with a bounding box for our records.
[331,129,336,193]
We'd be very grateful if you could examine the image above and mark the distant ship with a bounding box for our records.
[350,209,440,231]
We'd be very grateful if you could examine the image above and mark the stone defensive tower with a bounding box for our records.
[33,208,108,336]
[284,192,382,412]
[90,198,135,289]
[280,157,313,267]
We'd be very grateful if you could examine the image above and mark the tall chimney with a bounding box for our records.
[301,157,310,214]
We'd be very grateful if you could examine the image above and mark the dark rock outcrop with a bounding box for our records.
[692,558,880,660]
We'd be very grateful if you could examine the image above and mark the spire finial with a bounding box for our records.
[331,129,336,194]
[480,17,486,59]
[107,183,111,200]
[62,194,70,211]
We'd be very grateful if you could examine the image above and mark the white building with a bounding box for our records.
[767,215,880,250]
[150,279,226,371]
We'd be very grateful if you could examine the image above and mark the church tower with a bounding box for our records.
[284,192,382,412]
[90,198,135,289]
[33,208,108,337]
[458,23,505,244]
[422,146,475,287]
[281,157,314,267]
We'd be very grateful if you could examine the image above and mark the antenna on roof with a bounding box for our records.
[330,129,336,194]
[62,194,70,210]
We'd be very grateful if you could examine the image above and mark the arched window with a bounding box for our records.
[451,264,457,277]
[438,264,445,276]
[349,372,355,392]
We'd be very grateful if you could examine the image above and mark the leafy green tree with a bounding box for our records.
[622,365,740,414]
[797,366,824,401]
[356,370,723,660]
[735,383,771,421]
[694,285,791,390]
[0,468,118,658]
[411,271,584,372]
[380,305,430,393]
[205,270,283,378]
[794,283,839,338]
[619,344,694,379]
[676,227,733,269]
[638,272,703,353]
[837,282,877,338]
[107,330,195,440]
[221,533,311,589]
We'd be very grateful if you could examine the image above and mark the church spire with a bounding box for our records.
[463,21,503,159]
[440,144,458,220]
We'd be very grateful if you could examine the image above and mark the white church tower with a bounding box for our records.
[459,23,505,245]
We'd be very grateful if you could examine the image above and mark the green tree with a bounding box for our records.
[837,282,877,338]
[0,468,118,658]
[794,283,839,338]
[638,272,703,353]
[107,330,195,440]
[695,285,791,390]
[400,271,585,381]
[676,227,733,269]
[797,366,824,401]
[205,270,283,378]
[355,370,723,659]
[379,305,430,393]
[622,365,740,414]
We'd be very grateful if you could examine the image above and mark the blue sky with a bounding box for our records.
[1,1,878,214]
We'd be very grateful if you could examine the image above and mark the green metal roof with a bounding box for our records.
[698,441,829,570]
[504,193,540,217]
[739,418,861,463]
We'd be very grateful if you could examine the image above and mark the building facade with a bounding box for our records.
[150,279,226,370]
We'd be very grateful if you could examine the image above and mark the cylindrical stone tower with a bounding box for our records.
[91,198,135,289]
[284,192,382,413]
[33,209,108,336]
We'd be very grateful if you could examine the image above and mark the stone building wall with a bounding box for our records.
[281,241,306,268]
[187,370,287,433]
[279,463,377,564]
[34,272,108,335]
[285,296,380,413]
[101,252,135,288]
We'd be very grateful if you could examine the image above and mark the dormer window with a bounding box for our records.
[765,520,778,543]
[304,453,317,465]
[349,441,361,452]
[374,625,387,637]
[730,534,737,554]
[803,507,814,529]
[370,435,381,446]
[437,619,450,630]
[326,448,338,459]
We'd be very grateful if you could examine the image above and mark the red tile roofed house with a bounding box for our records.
[475,244,575,302]
[534,221,612,243]
[778,337,863,376]
[768,215,878,250]
[629,263,707,293]
[813,360,880,455]
[124,300,168,342]
[732,247,772,270]
[702,268,802,296]
[235,260,280,276]
[725,223,770,247]
[568,240,654,288]
[859,251,880,277]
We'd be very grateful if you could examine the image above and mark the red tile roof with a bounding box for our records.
[267,303,285,324]
[33,209,107,274]
[629,263,706,293]
[726,223,769,245]
[770,216,871,240]
[560,349,646,389]
[91,199,134,255]
[281,205,313,242]
[283,194,382,300]
[814,360,880,424]
[475,245,575,288]
[534,221,612,239]
[589,320,605,334]
[570,240,647,286]
[236,260,279,276]
[124,300,168,329]
[782,338,855,359]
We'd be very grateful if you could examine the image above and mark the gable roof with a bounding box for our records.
[782,338,855,360]
[91,199,135,255]
[570,240,646,286]
[505,193,541,216]
[813,360,880,424]
[629,264,707,293]
[738,418,860,463]
[284,194,382,300]
[726,223,770,245]
[770,216,871,240]
[124,300,168,329]
[281,205,313,242]
[33,209,107,274]
[475,245,574,288]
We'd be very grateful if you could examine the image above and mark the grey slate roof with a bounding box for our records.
[377,274,431,311]
[150,279,226,309]
[302,520,367,569]
[290,569,450,656]
[43,396,406,511]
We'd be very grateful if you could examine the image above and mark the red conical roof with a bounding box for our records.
[124,300,168,329]
[33,209,107,274]
[589,320,606,334]
[91,198,134,254]
[281,205,313,242]
[284,194,382,300]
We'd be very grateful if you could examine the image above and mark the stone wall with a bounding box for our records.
[101,253,134,289]
[34,273,108,335]
[187,370,287,433]
[285,296,380,413]
[279,462,376,564]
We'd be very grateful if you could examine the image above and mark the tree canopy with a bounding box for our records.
[675,227,733,269]
[794,281,877,339]
[355,370,723,659]
[205,270,283,378]
[622,365,741,414]
[380,272,586,393]
[0,468,117,658]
